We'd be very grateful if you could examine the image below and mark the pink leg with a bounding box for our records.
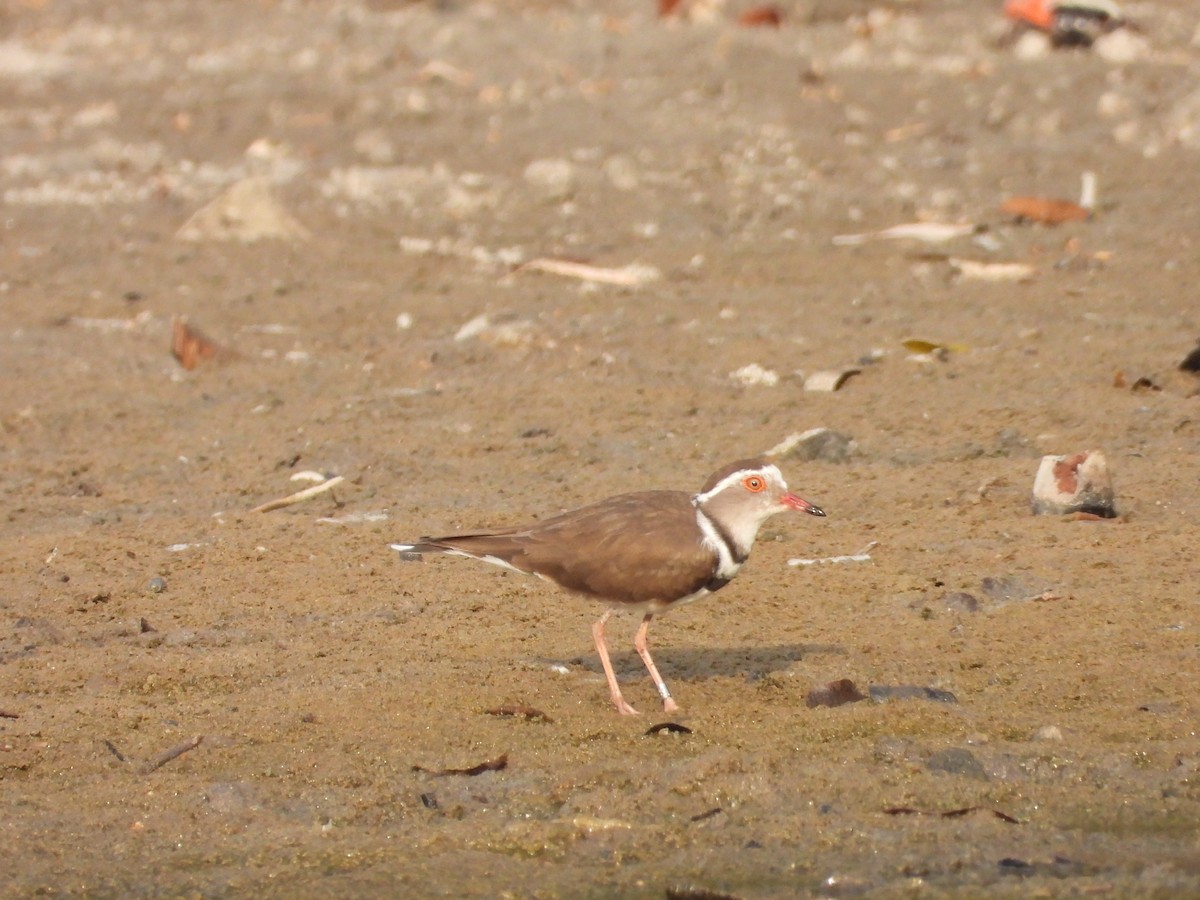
[592,610,639,715]
[634,614,680,714]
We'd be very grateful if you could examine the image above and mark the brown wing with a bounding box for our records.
[419,491,717,606]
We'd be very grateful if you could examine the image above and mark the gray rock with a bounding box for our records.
[927,748,989,780]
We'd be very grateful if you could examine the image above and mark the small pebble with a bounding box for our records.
[926,747,989,781]
[1032,725,1064,742]
[147,576,167,593]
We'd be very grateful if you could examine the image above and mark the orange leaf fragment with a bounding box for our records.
[1001,196,1090,225]
[171,317,221,370]
[737,5,783,27]
[1003,0,1054,30]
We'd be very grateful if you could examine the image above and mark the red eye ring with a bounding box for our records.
[743,475,766,493]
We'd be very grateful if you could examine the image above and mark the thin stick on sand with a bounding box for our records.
[142,735,203,774]
[250,475,345,514]
[510,258,660,286]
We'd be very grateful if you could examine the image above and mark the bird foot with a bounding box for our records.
[612,698,641,716]
[662,697,680,714]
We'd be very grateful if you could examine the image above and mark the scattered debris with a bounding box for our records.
[789,542,877,567]
[290,470,330,484]
[997,856,1088,877]
[523,157,576,203]
[509,258,660,287]
[884,805,1019,824]
[768,427,856,464]
[102,739,126,762]
[412,753,508,777]
[419,792,439,809]
[833,222,979,247]
[807,679,866,708]
[646,722,693,736]
[730,363,779,387]
[316,511,390,525]
[1001,196,1090,225]
[571,815,633,833]
[927,747,989,780]
[142,734,203,774]
[868,685,958,704]
[1002,171,1096,225]
[949,258,1036,282]
[981,574,1058,604]
[452,312,552,349]
[176,176,310,242]
[1032,725,1064,741]
[250,474,345,514]
[1179,342,1200,373]
[1004,0,1127,48]
[62,310,154,333]
[171,317,223,370]
[1031,450,1117,517]
[665,888,740,900]
[737,5,783,28]
[484,705,552,723]
[804,368,861,392]
[940,591,981,613]
[902,338,967,359]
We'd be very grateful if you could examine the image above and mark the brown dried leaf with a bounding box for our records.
[1001,196,1090,225]
[171,317,221,370]
[412,753,508,777]
[737,5,783,27]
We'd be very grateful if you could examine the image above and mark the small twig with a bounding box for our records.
[250,475,345,513]
[789,541,878,567]
[0,710,20,719]
[509,258,660,287]
[102,739,127,763]
[142,735,203,774]
[412,753,508,777]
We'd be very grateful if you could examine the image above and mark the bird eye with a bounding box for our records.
[743,475,765,492]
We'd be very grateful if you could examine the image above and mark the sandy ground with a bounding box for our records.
[2,0,1199,896]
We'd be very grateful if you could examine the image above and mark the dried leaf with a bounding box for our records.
[737,5,783,27]
[171,317,221,370]
[412,753,508,777]
[1001,196,1090,225]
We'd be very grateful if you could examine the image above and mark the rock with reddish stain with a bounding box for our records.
[1031,450,1117,517]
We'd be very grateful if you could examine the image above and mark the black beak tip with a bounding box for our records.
[807,505,827,518]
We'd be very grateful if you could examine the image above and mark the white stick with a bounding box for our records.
[789,541,878,567]
[251,476,345,513]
